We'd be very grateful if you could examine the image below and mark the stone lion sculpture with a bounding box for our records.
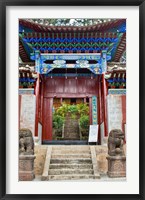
[108,129,125,156]
[19,129,34,155]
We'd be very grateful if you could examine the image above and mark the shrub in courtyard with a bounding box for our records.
[53,114,64,130]
[79,115,89,139]
[77,103,89,117]
[53,114,64,138]
[79,115,89,129]
[55,103,68,117]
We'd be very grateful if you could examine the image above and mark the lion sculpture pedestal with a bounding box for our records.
[19,129,35,181]
[106,129,126,178]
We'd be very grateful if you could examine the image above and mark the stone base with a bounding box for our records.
[97,153,108,174]
[19,155,36,181]
[106,156,126,178]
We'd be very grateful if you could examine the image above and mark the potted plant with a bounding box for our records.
[119,82,126,88]
[23,82,28,88]
[28,82,34,88]
[110,82,116,89]
[115,82,120,89]
[19,82,23,88]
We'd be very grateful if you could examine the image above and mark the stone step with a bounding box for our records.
[64,122,78,125]
[64,126,79,129]
[65,117,79,119]
[64,127,78,128]
[64,132,79,134]
[64,131,79,133]
[52,150,90,154]
[64,124,79,127]
[50,158,92,164]
[64,133,79,136]
[64,124,78,126]
[51,154,91,158]
[64,129,79,132]
[64,126,78,128]
[48,169,94,175]
[64,123,78,125]
[42,140,88,145]
[49,164,93,169]
[47,174,100,180]
[41,145,102,181]
[64,120,78,122]
[64,125,78,126]
[52,146,90,150]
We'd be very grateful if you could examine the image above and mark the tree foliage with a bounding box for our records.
[29,18,114,26]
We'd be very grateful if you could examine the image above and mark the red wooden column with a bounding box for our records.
[98,81,102,124]
[98,81,102,144]
[40,78,44,124]
[42,98,53,140]
[102,74,108,136]
[35,73,40,136]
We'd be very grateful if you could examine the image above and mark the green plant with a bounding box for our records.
[108,82,114,88]
[23,82,28,88]
[55,103,89,119]
[115,82,120,88]
[79,115,89,138]
[68,104,78,114]
[120,82,126,87]
[28,82,34,87]
[79,115,89,129]
[77,103,89,117]
[19,82,23,87]
[111,82,115,86]
[53,114,64,130]
[56,103,69,117]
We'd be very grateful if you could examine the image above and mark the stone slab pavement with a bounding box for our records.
[33,174,126,182]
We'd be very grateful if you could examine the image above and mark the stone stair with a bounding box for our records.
[64,117,80,140]
[42,145,100,181]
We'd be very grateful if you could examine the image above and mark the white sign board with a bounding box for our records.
[88,125,98,143]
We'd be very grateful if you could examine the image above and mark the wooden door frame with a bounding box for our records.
[42,95,94,141]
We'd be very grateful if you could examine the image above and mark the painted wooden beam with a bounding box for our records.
[35,73,40,137]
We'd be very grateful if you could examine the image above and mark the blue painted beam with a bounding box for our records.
[31,51,110,75]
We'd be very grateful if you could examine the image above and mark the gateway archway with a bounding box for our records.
[41,75,99,142]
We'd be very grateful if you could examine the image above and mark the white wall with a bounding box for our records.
[20,95,36,136]
[107,94,122,133]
